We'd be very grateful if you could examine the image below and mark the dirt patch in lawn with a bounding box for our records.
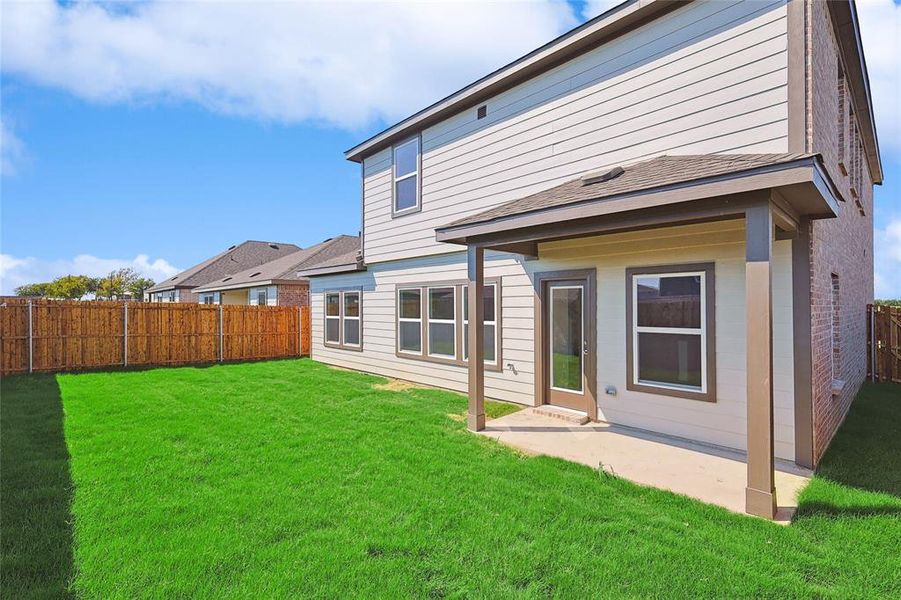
[372,379,426,392]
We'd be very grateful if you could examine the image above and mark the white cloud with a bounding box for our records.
[857,0,901,151]
[582,0,625,20]
[0,253,180,295]
[875,216,901,299]
[0,0,577,129]
[0,116,25,176]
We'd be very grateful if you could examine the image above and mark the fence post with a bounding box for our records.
[124,302,129,367]
[298,306,302,356]
[870,304,875,382]
[219,304,224,362]
[27,300,33,374]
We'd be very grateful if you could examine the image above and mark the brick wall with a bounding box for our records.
[276,283,310,307]
[807,0,874,463]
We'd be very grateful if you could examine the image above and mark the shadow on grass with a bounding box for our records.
[1,374,75,598]
[795,382,901,520]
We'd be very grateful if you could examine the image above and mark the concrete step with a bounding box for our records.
[530,405,590,425]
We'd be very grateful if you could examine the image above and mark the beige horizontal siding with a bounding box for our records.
[310,252,536,403]
[536,220,795,459]
[313,220,795,460]
[362,0,789,262]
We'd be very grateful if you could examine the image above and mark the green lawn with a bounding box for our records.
[2,360,900,598]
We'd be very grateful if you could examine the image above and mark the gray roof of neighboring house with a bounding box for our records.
[442,153,814,229]
[194,235,361,292]
[146,240,302,293]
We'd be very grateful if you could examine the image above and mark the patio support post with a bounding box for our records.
[745,201,777,519]
[467,244,486,431]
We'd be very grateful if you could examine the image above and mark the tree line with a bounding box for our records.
[13,268,155,300]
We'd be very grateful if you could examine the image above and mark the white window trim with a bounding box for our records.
[427,286,456,359]
[397,287,423,355]
[392,136,421,216]
[631,270,707,394]
[462,282,499,366]
[549,284,585,395]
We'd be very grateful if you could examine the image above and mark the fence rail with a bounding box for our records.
[0,299,311,375]
[868,304,901,384]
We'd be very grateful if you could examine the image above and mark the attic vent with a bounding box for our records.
[170,276,178,281]
[477,105,487,120]
[268,243,279,249]
[322,237,333,243]
[249,272,261,278]
[228,245,237,250]
[581,166,624,186]
[222,277,232,282]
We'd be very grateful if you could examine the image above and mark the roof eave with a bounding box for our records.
[344,0,682,163]
[194,279,298,293]
[146,283,196,293]
[298,263,366,277]
[828,0,883,184]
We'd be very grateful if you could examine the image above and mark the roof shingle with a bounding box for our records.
[193,235,360,291]
[444,153,813,229]
[147,240,301,292]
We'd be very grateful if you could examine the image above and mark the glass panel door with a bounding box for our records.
[546,280,588,412]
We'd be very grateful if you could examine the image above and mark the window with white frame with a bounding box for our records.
[324,290,362,350]
[201,293,217,305]
[168,290,177,302]
[257,289,267,306]
[627,264,715,402]
[392,137,420,215]
[396,279,501,369]
[463,282,498,364]
[428,287,456,358]
[398,288,422,354]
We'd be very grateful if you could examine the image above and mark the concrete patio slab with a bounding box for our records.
[480,408,812,521]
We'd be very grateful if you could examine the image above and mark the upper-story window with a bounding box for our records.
[392,136,420,216]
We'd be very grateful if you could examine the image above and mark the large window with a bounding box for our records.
[324,290,362,350]
[392,136,420,215]
[428,287,456,358]
[398,288,422,354]
[626,264,715,402]
[396,279,501,370]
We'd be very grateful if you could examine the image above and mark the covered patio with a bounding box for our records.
[435,153,842,519]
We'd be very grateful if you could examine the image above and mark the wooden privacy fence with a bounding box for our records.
[868,304,901,384]
[0,299,311,375]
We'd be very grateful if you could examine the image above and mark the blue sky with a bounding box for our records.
[1,0,899,296]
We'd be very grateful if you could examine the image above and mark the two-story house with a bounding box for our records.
[307,0,881,519]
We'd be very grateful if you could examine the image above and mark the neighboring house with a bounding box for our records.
[145,241,301,303]
[192,235,361,306]
[308,0,880,518]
